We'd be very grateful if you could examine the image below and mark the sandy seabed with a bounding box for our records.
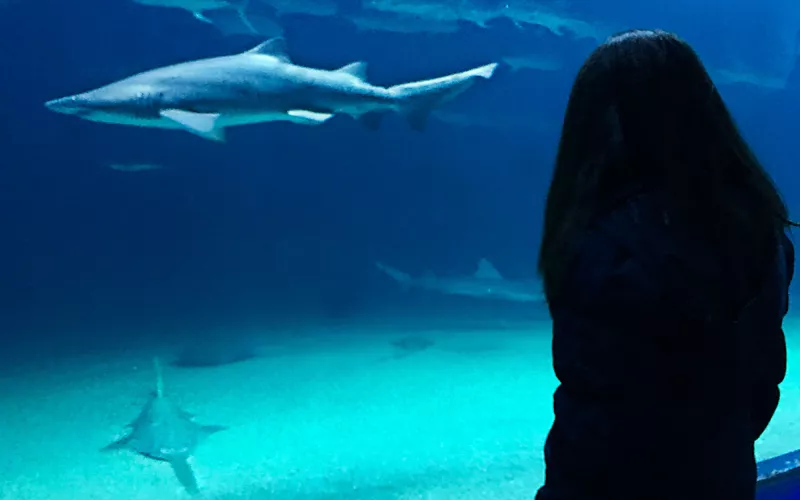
[1,317,798,499]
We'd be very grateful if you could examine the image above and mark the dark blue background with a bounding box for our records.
[0,0,798,350]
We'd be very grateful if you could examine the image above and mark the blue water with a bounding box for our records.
[1,0,800,498]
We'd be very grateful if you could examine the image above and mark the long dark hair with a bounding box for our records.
[538,29,795,299]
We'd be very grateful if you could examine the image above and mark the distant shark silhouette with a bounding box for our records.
[375,258,544,303]
[101,358,226,496]
[171,336,260,368]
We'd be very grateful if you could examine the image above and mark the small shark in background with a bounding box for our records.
[265,0,338,17]
[346,11,461,35]
[45,38,498,141]
[375,259,545,303]
[501,54,563,73]
[129,0,337,35]
[361,0,610,39]
[107,162,165,172]
[132,0,259,33]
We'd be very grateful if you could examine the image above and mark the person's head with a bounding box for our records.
[539,29,793,298]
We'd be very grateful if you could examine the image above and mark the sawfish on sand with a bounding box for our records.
[101,358,227,495]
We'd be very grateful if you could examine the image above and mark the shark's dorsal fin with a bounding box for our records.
[474,258,503,280]
[153,356,164,398]
[245,37,291,63]
[336,61,368,81]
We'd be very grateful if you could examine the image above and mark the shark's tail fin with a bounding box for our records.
[226,0,257,34]
[375,262,412,285]
[202,0,285,38]
[388,62,498,131]
[170,458,200,496]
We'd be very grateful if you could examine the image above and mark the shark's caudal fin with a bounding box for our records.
[388,62,498,131]
[227,0,257,34]
[200,4,285,38]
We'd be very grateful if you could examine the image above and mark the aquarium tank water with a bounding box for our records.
[1,0,799,498]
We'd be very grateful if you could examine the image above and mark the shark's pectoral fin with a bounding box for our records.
[169,457,200,496]
[200,424,228,439]
[192,11,212,23]
[405,108,432,132]
[100,434,132,453]
[286,109,334,125]
[160,109,225,142]
[358,112,385,130]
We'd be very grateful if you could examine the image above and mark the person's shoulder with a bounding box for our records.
[560,192,720,318]
[556,194,666,314]
[579,193,672,271]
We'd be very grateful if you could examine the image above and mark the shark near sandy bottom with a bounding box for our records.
[376,258,545,303]
[101,358,226,496]
[44,37,498,141]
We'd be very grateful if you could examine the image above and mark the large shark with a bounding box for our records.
[375,259,544,303]
[44,37,498,141]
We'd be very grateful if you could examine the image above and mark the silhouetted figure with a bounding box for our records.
[536,29,796,500]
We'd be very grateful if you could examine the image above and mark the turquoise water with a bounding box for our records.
[0,312,797,499]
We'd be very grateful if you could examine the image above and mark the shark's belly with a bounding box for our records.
[131,425,197,461]
[87,113,184,130]
[215,111,306,127]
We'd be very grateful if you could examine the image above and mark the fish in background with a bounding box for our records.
[131,0,263,34]
[346,10,461,35]
[430,109,550,135]
[126,0,610,40]
[375,258,545,303]
[128,0,337,36]
[200,4,285,37]
[710,67,786,90]
[501,54,564,73]
[108,162,165,172]
[263,0,338,17]
[361,0,610,40]
[44,37,498,141]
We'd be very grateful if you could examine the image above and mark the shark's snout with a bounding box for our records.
[45,95,90,116]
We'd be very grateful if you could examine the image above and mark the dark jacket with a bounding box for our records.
[536,194,794,500]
